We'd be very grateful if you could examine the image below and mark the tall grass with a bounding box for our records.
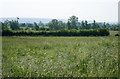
[2,36,118,77]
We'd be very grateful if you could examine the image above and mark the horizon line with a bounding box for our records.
[0,17,118,23]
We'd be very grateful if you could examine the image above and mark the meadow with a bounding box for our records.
[2,31,119,77]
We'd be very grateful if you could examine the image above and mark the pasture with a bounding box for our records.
[2,31,119,77]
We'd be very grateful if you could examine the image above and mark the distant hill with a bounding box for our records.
[0,17,117,25]
[0,18,68,23]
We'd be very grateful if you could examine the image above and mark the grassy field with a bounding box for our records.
[2,31,119,77]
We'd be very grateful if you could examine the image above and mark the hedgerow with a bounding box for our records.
[2,29,109,36]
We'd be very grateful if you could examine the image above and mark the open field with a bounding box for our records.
[2,31,119,77]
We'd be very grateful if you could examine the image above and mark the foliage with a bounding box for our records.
[47,19,66,30]
[68,16,78,29]
[1,20,20,30]
[110,25,119,31]
[9,20,20,30]
[34,22,39,31]
[0,16,119,36]
[38,21,44,26]
[2,29,110,36]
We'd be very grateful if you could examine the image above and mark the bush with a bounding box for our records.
[97,29,110,36]
[2,29,110,36]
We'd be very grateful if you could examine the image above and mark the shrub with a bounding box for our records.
[2,29,110,36]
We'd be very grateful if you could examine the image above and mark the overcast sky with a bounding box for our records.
[0,0,119,22]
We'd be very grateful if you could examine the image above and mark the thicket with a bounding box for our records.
[2,29,109,36]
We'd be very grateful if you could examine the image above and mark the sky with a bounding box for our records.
[0,0,119,22]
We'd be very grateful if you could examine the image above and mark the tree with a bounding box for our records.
[17,17,19,22]
[1,21,9,30]
[38,21,44,26]
[105,23,111,29]
[92,20,96,29]
[84,20,90,29]
[26,23,34,27]
[47,19,59,30]
[110,25,119,31]
[9,20,20,30]
[58,21,66,29]
[68,16,78,29]
[34,22,39,31]
[0,22,3,31]
[80,21,85,29]
[76,22,81,29]
[103,22,106,28]
[91,20,99,29]
[67,21,71,29]
[20,23,26,27]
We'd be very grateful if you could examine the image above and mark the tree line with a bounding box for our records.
[0,16,118,36]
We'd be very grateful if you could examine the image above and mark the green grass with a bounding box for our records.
[109,31,119,36]
[2,33,119,77]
